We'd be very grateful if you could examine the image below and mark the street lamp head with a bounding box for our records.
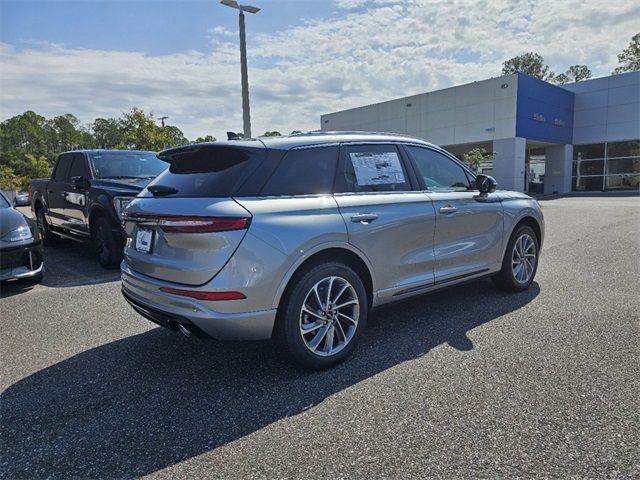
[220,0,260,14]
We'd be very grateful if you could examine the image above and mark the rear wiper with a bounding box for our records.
[147,185,178,196]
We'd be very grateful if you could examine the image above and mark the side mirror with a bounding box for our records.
[72,176,90,191]
[476,174,497,194]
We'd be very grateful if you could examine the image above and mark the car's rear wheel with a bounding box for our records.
[492,224,539,292]
[93,217,122,269]
[277,262,367,369]
[35,207,59,246]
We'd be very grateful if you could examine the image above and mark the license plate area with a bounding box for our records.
[135,227,154,254]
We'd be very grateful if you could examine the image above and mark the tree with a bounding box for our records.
[262,131,281,137]
[462,147,493,172]
[290,130,303,135]
[555,65,592,84]
[502,52,555,81]
[193,135,216,143]
[0,166,26,191]
[613,32,640,74]
[92,118,123,149]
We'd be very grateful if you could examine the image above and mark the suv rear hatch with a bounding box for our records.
[122,142,265,286]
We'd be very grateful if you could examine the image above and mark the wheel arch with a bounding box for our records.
[514,215,543,249]
[88,205,107,236]
[274,244,375,312]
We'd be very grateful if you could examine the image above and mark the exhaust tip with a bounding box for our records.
[178,324,192,337]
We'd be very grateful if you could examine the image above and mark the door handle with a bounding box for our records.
[351,213,379,224]
[439,206,458,215]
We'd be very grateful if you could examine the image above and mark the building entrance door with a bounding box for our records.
[525,147,546,194]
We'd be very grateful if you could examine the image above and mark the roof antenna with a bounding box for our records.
[227,131,241,140]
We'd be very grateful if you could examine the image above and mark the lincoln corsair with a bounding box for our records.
[121,133,544,368]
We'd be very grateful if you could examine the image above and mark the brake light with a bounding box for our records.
[159,216,249,233]
[123,214,250,233]
[27,185,32,199]
[160,287,246,301]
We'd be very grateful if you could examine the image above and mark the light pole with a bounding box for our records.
[220,0,260,138]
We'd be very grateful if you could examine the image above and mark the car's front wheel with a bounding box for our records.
[277,262,368,369]
[492,224,539,292]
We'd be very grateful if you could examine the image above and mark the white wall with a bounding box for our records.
[492,137,525,191]
[321,74,519,146]
[562,71,639,145]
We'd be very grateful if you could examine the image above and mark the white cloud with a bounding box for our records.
[1,0,638,140]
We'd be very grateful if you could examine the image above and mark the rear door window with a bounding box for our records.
[53,154,73,182]
[335,144,412,193]
[260,146,338,196]
[146,144,265,197]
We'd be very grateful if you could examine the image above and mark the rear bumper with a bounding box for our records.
[120,264,277,341]
[0,241,44,282]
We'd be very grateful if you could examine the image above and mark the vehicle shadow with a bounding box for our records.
[1,279,539,479]
[0,239,120,298]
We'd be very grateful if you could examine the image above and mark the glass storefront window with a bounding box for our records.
[606,157,640,175]
[573,143,605,160]
[605,174,640,190]
[573,159,604,176]
[607,140,640,158]
[572,176,604,191]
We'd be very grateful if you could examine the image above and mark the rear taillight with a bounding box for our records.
[27,185,32,199]
[159,287,246,301]
[124,214,250,233]
[158,216,249,233]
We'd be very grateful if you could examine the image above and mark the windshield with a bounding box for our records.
[89,152,168,179]
[0,193,10,208]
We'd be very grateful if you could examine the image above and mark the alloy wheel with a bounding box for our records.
[299,276,360,357]
[512,233,536,284]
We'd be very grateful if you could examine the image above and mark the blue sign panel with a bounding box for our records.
[516,73,574,144]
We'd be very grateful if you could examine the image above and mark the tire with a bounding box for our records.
[276,262,368,369]
[93,217,122,269]
[492,224,539,292]
[35,207,59,246]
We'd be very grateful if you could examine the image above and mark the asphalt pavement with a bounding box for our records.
[1,196,639,479]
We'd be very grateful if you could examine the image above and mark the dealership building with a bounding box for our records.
[320,71,639,194]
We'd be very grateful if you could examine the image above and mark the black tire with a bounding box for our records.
[492,224,539,292]
[276,262,368,369]
[93,217,122,269]
[35,207,59,246]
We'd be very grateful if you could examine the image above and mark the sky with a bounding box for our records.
[1,0,638,139]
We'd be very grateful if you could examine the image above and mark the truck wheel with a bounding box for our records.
[35,207,59,246]
[276,262,368,369]
[93,217,122,269]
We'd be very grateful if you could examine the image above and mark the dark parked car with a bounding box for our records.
[0,191,44,283]
[30,150,168,268]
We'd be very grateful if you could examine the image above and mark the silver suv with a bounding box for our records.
[121,133,544,368]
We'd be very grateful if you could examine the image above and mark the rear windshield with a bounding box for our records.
[89,152,168,179]
[144,145,265,197]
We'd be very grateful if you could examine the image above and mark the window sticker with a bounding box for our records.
[349,151,405,186]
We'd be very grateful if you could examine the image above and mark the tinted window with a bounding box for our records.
[53,155,73,182]
[335,144,411,193]
[260,146,338,196]
[89,152,167,179]
[145,145,265,197]
[573,143,605,160]
[67,154,90,180]
[406,146,471,191]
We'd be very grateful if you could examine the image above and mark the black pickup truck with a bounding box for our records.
[30,150,168,268]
